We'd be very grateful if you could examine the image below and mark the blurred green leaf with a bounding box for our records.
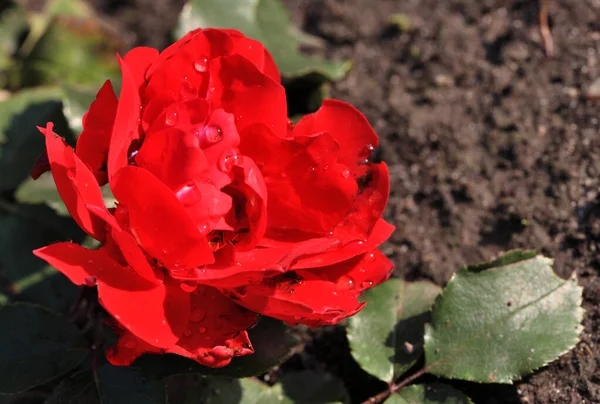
[424,252,584,383]
[16,172,117,215]
[386,383,472,404]
[0,87,74,192]
[0,303,87,394]
[177,0,350,79]
[0,202,84,312]
[135,316,300,378]
[0,3,28,75]
[186,371,347,404]
[347,279,441,383]
[47,365,167,404]
[21,16,120,88]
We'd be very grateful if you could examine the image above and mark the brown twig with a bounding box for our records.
[360,367,431,404]
[539,0,554,57]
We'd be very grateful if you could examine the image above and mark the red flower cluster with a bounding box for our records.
[32,29,394,367]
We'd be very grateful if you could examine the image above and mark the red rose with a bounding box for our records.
[32,28,394,368]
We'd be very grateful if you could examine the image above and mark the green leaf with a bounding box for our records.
[0,87,74,192]
[186,371,347,404]
[0,202,85,311]
[386,383,472,404]
[15,172,117,216]
[20,15,121,89]
[347,279,441,383]
[424,252,584,383]
[0,303,88,394]
[0,3,28,74]
[135,316,300,378]
[47,365,166,404]
[177,0,350,79]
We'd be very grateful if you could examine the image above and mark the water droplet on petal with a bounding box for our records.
[210,345,233,360]
[341,169,351,178]
[198,326,207,333]
[365,252,375,262]
[360,280,373,289]
[234,286,248,297]
[161,320,167,326]
[194,56,209,72]
[66,168,76,180]
[218,151,242,173]
[84,276,97,287]
[337,275,355,289]
[190,308,206,322]
[184,330,192,337]
[204,125,223,144]
[124,340,137,349]
[165,108,179,126]
[287,119,294,131]
[308,166,316,173]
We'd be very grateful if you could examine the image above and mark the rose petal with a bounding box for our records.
[33,243,154,290]
[107,55,142,181]
[168,286,256,367]
[111,166,214,269]
[99,279,190,349]
[241,126,357,235]
[297,249,394,293]
[107,286,255,367]
[123,47,159,92]
[135,127,209,190]
[291,218,395,269]
[231,276,364,327]
[208,55,287,136]
[75,80,118,185]
[293,99,379,175]
[42,123,110,240]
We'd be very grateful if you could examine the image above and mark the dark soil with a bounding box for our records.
[90,0,600,403]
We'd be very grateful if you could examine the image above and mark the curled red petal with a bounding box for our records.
[167,286,256,367]
[291,218,395,269]
[31,149,50,179]
[230,276,364,327]
[42,123,110,240]
[293,99,379,175]
[123,47,159,92]
[111,166,214,269]
[99,279,190,349]
[33,242,154,290]
[75,80,118,185]
[297,249,394,293]
[86,205,159,285]
[170,237,337,288]
[107,286,255,368]
[208,55,287,136]
[107,55,142,181]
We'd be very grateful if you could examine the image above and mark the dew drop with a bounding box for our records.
[184,330,192,337]
[84,276,97,287]
[360,280,373,289]
[337,275,355,289]
[66,168,76,180]
[194,56,209,73]
[218,151,242,173]
[161,320,167,326]
[341,169,351,178]
[124,340,137,349]
[210,345,233,360]
[165,108,179,126]
[190,308,206,322]
[365,252,375,262]
[204,125,223,144]
[286,119,294,131]
[308,166,316,173]
[323,165,330,171]
[198,326,207,333]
